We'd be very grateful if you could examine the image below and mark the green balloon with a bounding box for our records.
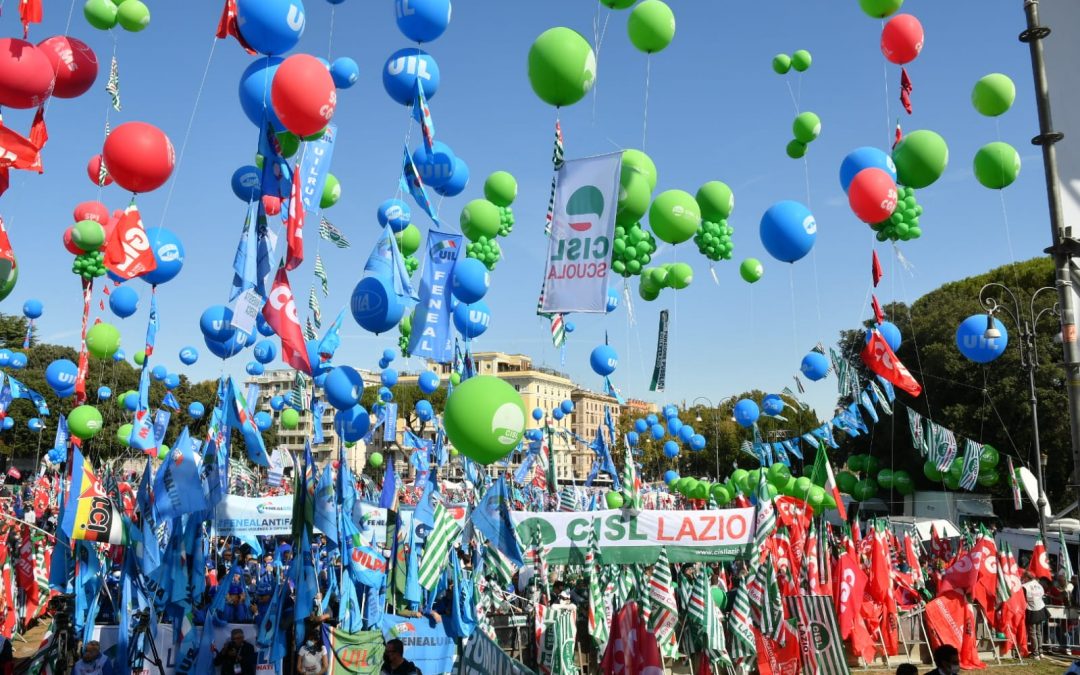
[786,139,807,159]
[711,586,727,607]
[892,130,949,189]
[72,220,106,252]
[444,376,526,465]
[622,150,657,192]
[973,141,1021,189]
[808,485,826,507]
[449,372,461,386]
[789,476,810,498]
[947,457,964,481]
[0,258,16,302]
[601,0,636,8]
[847,454,866,472]
[877,468,894,489]
[116,423,133,445]
[303,128,327,142]
[606,491,625,508]
[673,477,690,494]
[157,443,170,460]
[780,476,797,496]
[772,53,791,75]
[275,131,300,159]
[396,224,422,257]
[134,350,146,365]
[483,171,518,207]
[368,452,383,468]
[791,50,812,72]
[86,322,121,360]
[978,444,1000,471]
[460,199,501,241]
[320,174,341,209]
[680,478,697,497]
[617,170,652,226]
[667,262,693,290]
[645,266,669,289]
[68,405,103,440]
[835,470,857,494]
[711,484,731,505]
[944,474,960,490]
[690,481,708,501]
[894,470,914,495]
[852,479,878,501]
[84,0,118,29]
[792,112,821,144]
[648,190,700,244]
[627,0,675,54]
[978,470,1000,487]
[767,462,791,485]
[640,280,660,302]
[972,73,1016,117]
[739,258,763,283]
[864,455,881,476]
[730,469,749,493]
[281,408,300,430]
[527,27,597,107]
[695,181,734,221]
[117,0,150,31]
[924,460,943,481]
[858,0,903,18]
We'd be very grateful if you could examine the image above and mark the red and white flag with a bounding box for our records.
[861,329,922,396]
[104,207,157,280]
[1027,537,1052,580]
[263,266,312,375]
[285,165,304,271]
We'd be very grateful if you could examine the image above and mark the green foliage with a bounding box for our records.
[360,382,447,436]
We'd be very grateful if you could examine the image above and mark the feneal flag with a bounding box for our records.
[811,442,846,521]
[540,152,622,313]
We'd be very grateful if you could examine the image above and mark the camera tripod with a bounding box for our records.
[127,612,165,675]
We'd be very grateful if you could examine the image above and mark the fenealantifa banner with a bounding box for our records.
[540,153,622,313]
[649,309,669,392]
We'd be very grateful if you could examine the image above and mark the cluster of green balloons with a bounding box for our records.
[640,262,693,300]
[484,171,518,235]
[893,130,949,189]
[871,185,923,242]
[612,222,658,277]
[923,443,1001,490]
[694,220,734,261]
[84,0,150,32]
[772,50,812,74]
[465,235,502,271]
[398,313,412,357]
[73,251,107,280]
[787,112,822,159]
[692,181,735,262]
[876,468,915,494]
[668,462,839,514]
[403,255,419,276]
[973,142,1021,190]
[740,258,764,283]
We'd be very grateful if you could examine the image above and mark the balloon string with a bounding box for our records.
[881,20,893,147]
[642,54,651,151]
[785,79,800,116]
[788,265,799,354]
[802,156,823,332]
[590,6,611,127]
[327,6,336,61]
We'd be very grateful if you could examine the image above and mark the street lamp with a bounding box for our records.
[693,395,735,480]
[979,282,1059,543]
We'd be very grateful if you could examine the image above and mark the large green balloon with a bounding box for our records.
[780,476,797,496]
[689,481,708,500]
[772,54,791,75]
[396,224,422,257]
[847,454,867,472]
[696,181,734,221]
[739,258,763,283]
[0,260,18,303]
[943,474,961,490]
[807,485,826,507]
[972,74,1016,117]
[924,460,943,481]
[116,423,133,445]
[835,470,857,494]
[711,483,731,505]
[617,170,652,226]
[791,50,812,72]
[483,172,518,208]
[444,376,526,465]
[648,190,700,244]
[864,455,881,476]
[711,586,727,608]
[86,322,121,359]
[974,142,1021,189]
[68,405,103,440]
[667,262,693,289]
[627,0,675,54]
[893,470,914,495]
[793,476,813,498]
[673,477,690,494]
[858,0,903,18]
[622,149,657,192]
[281,408,300,430]
[978,444,1000,471]
[605,491,625,508]
[978,470,1000,487]
[73,220,106,252]
[947,457,964,481]
[276,131,300,159]
[320,174,341,209]
[117,0,150,31]
[527,28,597,107]
[460,199,502,241]
[767,462,791,485]
[892,130,949,189]
[134,351,146,365]
[852,479,878,501]
[792,112,821,144]
[877,468,895,489]
[84,0,118,29]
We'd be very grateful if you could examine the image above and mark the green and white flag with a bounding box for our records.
[585,528,609,652]
[622,439,642,511]
[908,408,927,457]
[484,540,516,590]
[308,286,322,329]
[751,468,776,555]
[786,595,850,675]
[106,55,121,111]
[726,580,757,666]
[749,556,785,642]
[1059,527,1075,582]
[540,607,578,675]
[319,216,351,248]
[959,439,982,491]
[314,254,329,295]
[418,501,463,589]
[647,547,679,658]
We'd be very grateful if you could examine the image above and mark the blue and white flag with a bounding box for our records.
[471,476,524,567]
[152,409,171,446]
[230,200,261,302]
[364,226,418,302]
[408,230,461,362]
[297,124,336,216]
[152,428,208,520]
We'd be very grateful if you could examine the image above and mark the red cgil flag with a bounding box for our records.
[861,329,922,396]
[1027,537,1053,580]
[216,0,257,54]
[872,250,883,287]
[103,207,157,280]
[893,122,903,149]
[263,265,313,375]
[285,165,304,271]
[872,294,885,325]
[900,67,913,115]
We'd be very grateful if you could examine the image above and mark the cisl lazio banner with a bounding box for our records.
[540,152,622,313]
[511,508,755,564]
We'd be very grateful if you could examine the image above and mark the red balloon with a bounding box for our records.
[0,39,55,109]
[262,195,282,216]
[881,14,924,65]
[37,36,98,99]
[271,54,337,138]
[63,227,85,255]
[848,168,898,224]
[87,154,112,186]
[73,200,109,224]
[101,122,175,193]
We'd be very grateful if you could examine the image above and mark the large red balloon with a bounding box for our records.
[63,227,85,255]
[271,54,337,138]
[101,122,175,193]
[87,154,112,186]
[848,168,898,224]
[37,36,98,99]
[881,14,924,65]
[73,200,109,224]
[0,39,55,109]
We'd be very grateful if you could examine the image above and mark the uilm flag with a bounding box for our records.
[861,329,922,396]
[263,265,313,375]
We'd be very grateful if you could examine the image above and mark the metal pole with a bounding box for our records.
[1029,327,1050,542]
[1022,0,1080,488]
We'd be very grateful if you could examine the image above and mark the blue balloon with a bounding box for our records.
[800,351,830,381]
[179,346,199,365]
[956,314,1008,364]
[606,287,620,313]
[231,165,262,202]
[2,418,13,430]
[451,258,490,304]
[762,394,784,416]
[141,229,185,286]
[839,147,897,192]
[627,431,639,446]
[663,470,680,484]
[667,418,683,435]
[564,322,575,333]
[325,366,364,410]
[97,386,112,401]
[415,399,434,421]
[662,404,678,419]
[560,400,574,415]
[381,368,399,387]
[22,299,42,319]
[46,447,64,464]
[690,434,707,451]
[663,440,680,458]
[351,275,405,334]
[8,352,25,369]
[188,402,205,419]
[270,395,286,411]
[254,411,273,432]
[378,358,391,370]
[524,429,542,441]
[235,0,305,56]
[238,56,285,129]
[452,299,491,339]
[377,199,412,232]
[532,407,543,421]
[395,0,452,42]
[382,348,396,362]
[734,399,760,428]
[678,425,694,443]
[760,200,817,263]
[335,405,370,442]
[246,361,264,376]
[382,47,440,106]
[633,418,648,434]
[45,359,78,394]
[253,340,276,364]
[256,313,275,337]
[109,285,139,318]
[330,57,359,89]
[379,386,393,402]
[0,350,11,367]
[123,392,139,412]
[204,330,253,360]
[866,320,902,352]
[646,414,658,426]
[113,349,126,362]
[412,141,456,189]
[200,305,236,342]
[151,364,168,381]
[418,370,440,394]
[165,373,180,389]
[28,418,44,432]
[650,423,665,440]
[552,408,564,421]
[589,345,618,376]
[433,157,469,197]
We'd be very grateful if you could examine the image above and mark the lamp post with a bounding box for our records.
[979,282,1059,543]
[693,395,735,481]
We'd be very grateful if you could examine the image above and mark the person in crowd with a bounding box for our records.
[927,644,959,675]
[72,641,114,675]
[224,572,253,623]
[1022,571,1048,659]
[381,638,422,675]
[895,663,918,675]
[296,630,328,675]
[515,562,535,596]
[568,576,589,608]
[0,634,12,675]
[214,629,256,675]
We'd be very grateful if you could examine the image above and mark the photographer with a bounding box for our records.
[213,629,256,675]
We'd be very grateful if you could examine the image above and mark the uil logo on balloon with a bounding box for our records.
[157,243,181,262]
[387,54,434,82]
[286,3,305,31]
[491,403,524,447]
[802,214,817,235]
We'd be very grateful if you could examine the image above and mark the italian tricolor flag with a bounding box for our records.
[813,442,847,521]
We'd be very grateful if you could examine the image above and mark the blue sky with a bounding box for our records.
[0,0,1052,419]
